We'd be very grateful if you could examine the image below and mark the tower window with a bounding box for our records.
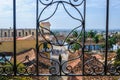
[4,32,7,37]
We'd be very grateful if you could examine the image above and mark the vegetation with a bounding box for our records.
[66,38,70,43]
[100,43,105,50]
[108,36,117,49]
[93,35,99,44]
[0,76,32,80]
[71,43,81,52]
[87,30,96,38]
[72,30,78,37]
[115,49,120,61]
[114,49,120,66]
[70,30,82,52]
[0,62,32,80]
[87,30,96,51]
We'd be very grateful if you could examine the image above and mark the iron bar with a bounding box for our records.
[36,0,39,76]
[13,0,17,76]
[82,0,86,75]
[105,0,109,75]
[59,55,62,76]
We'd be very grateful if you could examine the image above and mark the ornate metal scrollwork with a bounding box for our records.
[0,0,113,76]
[69,0,84,6]
[0,55,13,75]
[37,0,85,76]
[39,0,53,5]
[107,56,120,75]
[84,56,104,75]
[17,55,36,75]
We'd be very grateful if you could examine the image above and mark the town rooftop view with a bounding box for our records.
[0,0,120,80]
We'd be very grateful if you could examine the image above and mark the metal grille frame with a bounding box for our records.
[1,0,119,76]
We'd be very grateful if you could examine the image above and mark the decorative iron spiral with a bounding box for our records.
[69,0,84,6]
[39,0,53,5]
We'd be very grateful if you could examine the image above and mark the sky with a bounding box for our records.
[0,0,120,30]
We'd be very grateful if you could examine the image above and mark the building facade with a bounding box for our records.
[0,22,51,38]
[0,29,36,38]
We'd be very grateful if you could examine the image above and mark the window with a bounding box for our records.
[11,32,13,37]
[19,32,21,37]
[25,32,28,36]
[4,32,7,37]
[32,32,34,35]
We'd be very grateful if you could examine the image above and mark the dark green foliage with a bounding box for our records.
[114,61,120,66]
[72,30,78,37]
[66,38,70,43]
[114,49,120,66]
[108,36,117,49]
[93,35,99,44]
[115,49,120,61]
[0,63,32,80]
[71,43,81,51]
[0,76,9,80]
[87,30,96,38]
[0,76,32,80]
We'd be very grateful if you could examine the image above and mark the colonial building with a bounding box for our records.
[0,22,51,41]
[0,29,36,38]
[0,22,51,38]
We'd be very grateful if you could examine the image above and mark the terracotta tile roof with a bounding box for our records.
[17,35,35,40]
[67,51,104,79]
[10,48,51,74]
[10,48,36,63]
[92,54,103,60]
[68,76,83,80]
[38,53,51,74]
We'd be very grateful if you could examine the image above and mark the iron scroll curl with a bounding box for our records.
[38,0,85,75]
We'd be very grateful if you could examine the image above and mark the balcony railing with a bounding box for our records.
[1,0,120,77]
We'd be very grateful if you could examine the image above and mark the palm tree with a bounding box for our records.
[116,33,120,43]
[93,35,99,50]
[72,30,78,38]
[116,49,120,61]
[108,36,117,50]
[87,30,96,51]
[87,30,96,38]
[114,49,120,66]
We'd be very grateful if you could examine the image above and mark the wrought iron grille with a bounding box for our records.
[1,0,120,77]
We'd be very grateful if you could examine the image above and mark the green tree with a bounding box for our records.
[87,30,96,38]
[114,49,120,66]
[78,31,87,43]
[116,34,120,42]
[93,35,99,50]
[108,36,117,50]
[72,30,78,37]
[87,30,96,51]
[100,43,105,50]
[115,49,120,61]
[71,43,81,52]
[66,38,71,43]
[93,35,99,44]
